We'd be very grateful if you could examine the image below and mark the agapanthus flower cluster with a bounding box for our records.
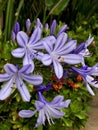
[0,18,98,127]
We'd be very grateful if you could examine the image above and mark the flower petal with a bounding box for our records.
[22,74,43,85]
[17,31,28,47]
[43,40,53,53]
[0,74,10,82]
[60,99,71,108]
[50,95,64,105]
[19,64,32,74]
[4,63,18,75]
[35,101,45,110]
[11,48,25,58]
[62,54,83,64]
[42,54,52,65]
[19,110,36,118]
[54,32,68,51]
[53,60,63,79]
[29,27,41,44]
[86,83,95,96]
[46,105,65,118]
[56,40,77,55]
[35,110,45,127]
[56,24,67,37]
[23,52,34,72]
[0,79,13,100]
[16,77,31,102]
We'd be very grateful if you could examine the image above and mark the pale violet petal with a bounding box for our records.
[54,32,68,51]
[35,110,45,127]
[29,27,41,44]
[23,52,34,72]
[42,54,52,65]
[16,77,30,102]
[35,101,45,110]
[43,36,56,45]
[46,105,65,118]
[86,83,95,96]
[0,79,13,100]
[19,110,36,118]
[11,48,25,58]
[43,41,53,53]
[17,31,28,47]
[62,54,82,64]
[56,40,77,55]
[56,24,67,37]
[50,95,64,105]
[0,74,10,82]
[4,63,18,75]
[21,74,43,85]
[53,60,63,79]
[19,64,32,74]
[60,99,71,108]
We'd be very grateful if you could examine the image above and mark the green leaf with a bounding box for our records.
[63,118,73,127]
[75,112,86,119]
[52,0,69,15]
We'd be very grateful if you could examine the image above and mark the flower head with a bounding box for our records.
[19,91,71,127]
[42,32,83,78]
[0,63,43,101]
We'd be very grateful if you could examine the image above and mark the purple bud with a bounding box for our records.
[50,19,57,35]
[13,22,20,34]
[56,24,67,37]
[36,18,43,29]
[26,18,31,32]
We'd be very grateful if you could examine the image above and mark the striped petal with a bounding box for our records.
[56,40,77,55]
[50,95,64,105]
[19,110,36,118]
[29,27,41,44]
[4,63,18,75]
[17,31,28,47]
[23,52,34,72]
[56,24,67,37]
[42,54,52,65]
[16,77,30,102]
[43,41,53,53]
[0,79,13,100]
[22,74,43,85]
[11,48,25,58]
[19,64,32,74]
[62,54,83,64]
[0,74,10,82]
[53,60,63,79]
[54,33,67,51]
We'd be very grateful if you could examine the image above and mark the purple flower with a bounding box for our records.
[0,64,43,101]
[50,19,67,37]
[42,32,83,79]
[72,63,98,95]
[11,27,42,71]
[19,92,71,127]
[11,27,56,71]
